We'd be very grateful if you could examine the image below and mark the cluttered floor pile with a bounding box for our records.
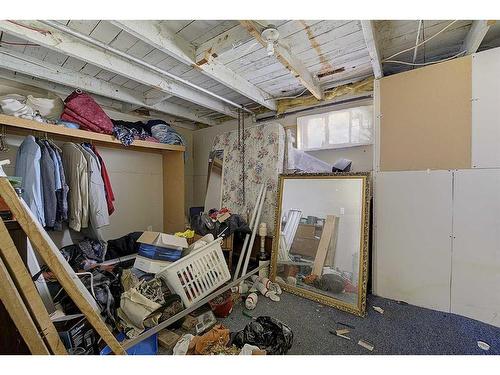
[44,222,291,355]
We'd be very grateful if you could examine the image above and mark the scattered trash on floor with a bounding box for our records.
[173,334,195,355]
[358,339,374,351]
[373,306,384,314]
[195,311,217,335]
[336,321,355,329]
[245,292,258,310]
[239,343,266,355]
[330,329,351,340]
[477,341,490,351]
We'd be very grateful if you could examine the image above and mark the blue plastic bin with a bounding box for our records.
[138,243,182,261]
[100,332,158,355]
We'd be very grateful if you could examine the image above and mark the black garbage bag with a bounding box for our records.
[232,316,293,355]
[191,213,251,238]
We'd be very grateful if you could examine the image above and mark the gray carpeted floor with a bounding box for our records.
[221,292,500,355]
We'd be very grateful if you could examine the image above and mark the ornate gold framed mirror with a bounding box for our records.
[270,173,370,316]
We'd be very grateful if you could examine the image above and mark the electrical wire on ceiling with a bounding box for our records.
[384,50,466,66]
[412,20,423,65]
[382,20,459,62]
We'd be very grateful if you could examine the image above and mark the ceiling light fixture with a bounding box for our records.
[261,25,279,56]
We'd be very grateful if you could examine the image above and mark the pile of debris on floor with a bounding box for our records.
[44,227,291,355]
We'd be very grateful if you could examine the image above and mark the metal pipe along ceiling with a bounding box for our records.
[39,20,254,114]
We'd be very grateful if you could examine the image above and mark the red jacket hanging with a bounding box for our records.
[90,145,115,215]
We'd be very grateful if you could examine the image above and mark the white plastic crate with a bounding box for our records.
[157,237,230,307]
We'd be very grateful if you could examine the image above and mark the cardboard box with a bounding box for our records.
[137,231,188,250]
[158,329,181,351]
[134,255,172,274]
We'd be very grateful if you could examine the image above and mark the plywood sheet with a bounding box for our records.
[452,169,500,328]
[373,171,452,312]
[471,48,500,168]
[379,56,472,171]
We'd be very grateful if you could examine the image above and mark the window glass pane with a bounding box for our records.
[306,116,326,149]
[328,112,349,144]
[297,104,373,150]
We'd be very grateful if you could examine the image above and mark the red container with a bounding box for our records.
[209,290,234,318]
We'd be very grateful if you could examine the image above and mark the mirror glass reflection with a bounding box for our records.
[275,176,364,307]
[204,150,224,210]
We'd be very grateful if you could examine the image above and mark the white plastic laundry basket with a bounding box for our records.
[157,238,230,307]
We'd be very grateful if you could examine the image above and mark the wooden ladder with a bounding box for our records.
[0,177,126,355]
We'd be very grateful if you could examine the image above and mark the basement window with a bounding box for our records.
[296,105,374,151]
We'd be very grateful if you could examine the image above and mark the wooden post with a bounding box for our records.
[0,257,50,355]
[0,178,126,355]
[312,215,339,276]
[0,220,67,354]
[162,150,185,233]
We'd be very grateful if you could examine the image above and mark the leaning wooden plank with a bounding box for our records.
[0,256,50,354]
[0,178,127,355]
[312,215,339,276]
[0,220,67,354]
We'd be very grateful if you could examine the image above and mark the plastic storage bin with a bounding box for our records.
[138,243,182,261]
[158,238,230,307]
[100,332,158,355]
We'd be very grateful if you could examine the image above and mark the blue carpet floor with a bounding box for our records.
[221,292,500,355]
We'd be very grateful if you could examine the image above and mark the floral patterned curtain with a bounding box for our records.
[212,122,285,235]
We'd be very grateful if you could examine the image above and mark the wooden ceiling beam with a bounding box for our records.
[112,20,276,111]
[0,48,213,127]
[0,20,236,118]
[463,20,496,54]
[360,20,383,79]
[239,20,324,100]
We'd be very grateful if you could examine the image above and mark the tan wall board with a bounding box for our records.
[379,56,472,171]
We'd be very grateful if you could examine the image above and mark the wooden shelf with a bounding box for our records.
[0,114,185,153]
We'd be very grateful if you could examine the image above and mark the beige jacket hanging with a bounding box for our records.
[77,144,110,229]
[62,143,89,231]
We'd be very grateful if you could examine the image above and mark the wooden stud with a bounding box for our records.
[0,220,67,354]
[162,150,185,233]
[0,178,127,355]
[312,215,339,276]
[0,257,50,355]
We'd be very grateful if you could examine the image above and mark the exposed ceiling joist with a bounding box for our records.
[144,94,174,106]
[111,20,276,111]
[0,47,216,126]
[360,20,383,79]
[0,20,237,118]
[463,20,495,54]
[239,20,324,100]
[195,25,253,64]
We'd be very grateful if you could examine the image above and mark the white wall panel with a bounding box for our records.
[452,169,500,327]
[472,47,500,168]
[373,170,453,312]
